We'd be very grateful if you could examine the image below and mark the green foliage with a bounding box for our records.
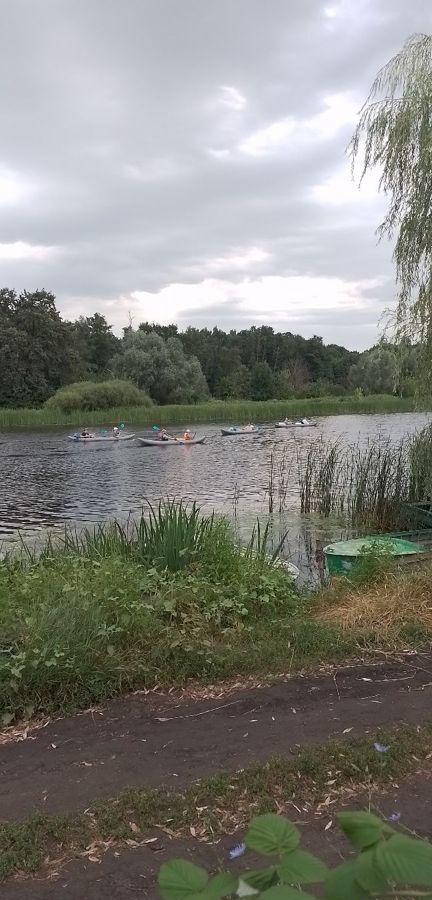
[159,810,432,900]
[0,282,425,411]
[0,394,420,430]
[0,506,300,720]
[45,379,152,412]
[112,330,209,404]
[250,361,275,401]
[72,313,120,377]
[349,346,398,395]
[0,288,80,407]
[349,341,418,397]
[350,33,432,387]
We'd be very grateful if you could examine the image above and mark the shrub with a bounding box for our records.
[45,379,152,412]
[0,505,299,719]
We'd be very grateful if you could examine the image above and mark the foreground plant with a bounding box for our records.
[159,810,432,900]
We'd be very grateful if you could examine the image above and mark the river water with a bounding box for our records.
[1,412,430,581]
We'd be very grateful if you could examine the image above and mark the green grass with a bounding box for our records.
[1,722,431,879]
[2,502,432,724]
[0,395,425,430]
[0,508,306,721]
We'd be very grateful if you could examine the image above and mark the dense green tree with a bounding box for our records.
[349,346,398,395]
[216,365,252,399]
[0,289,79,407]
[73,313,120,377]
[112,330,209,404]
[250,360,275,400]
[0,286,404,408]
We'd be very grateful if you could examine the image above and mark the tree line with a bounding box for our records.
[0,288,418,408]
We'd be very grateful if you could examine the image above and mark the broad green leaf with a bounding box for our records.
[325,860,369,900]
[279,849,328,884]
[337,810,388,850]
[241,867,278,892]
[205,873,238,899]
[245,815,300,856]
[260,887,315,900]
[376,834,432,886]
[354,849,389,892]
[159,859,209,900]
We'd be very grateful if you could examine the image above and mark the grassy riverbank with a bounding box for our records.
[0,394,426,430]
[1,504,431,724]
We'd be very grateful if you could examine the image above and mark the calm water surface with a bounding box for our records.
[1,412,430,580]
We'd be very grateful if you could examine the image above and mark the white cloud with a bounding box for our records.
[311,163,382,208]
[238,92,358,158]
[109,272,386,346]
[197,246,271,275]
[239,117,297,156]
[0,168,37,207]
[0,242,58,262]
[219,85,247,110]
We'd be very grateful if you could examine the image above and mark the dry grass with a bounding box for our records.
[316,567,432,634]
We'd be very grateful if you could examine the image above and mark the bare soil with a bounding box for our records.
[1,652,432,822]
[3,772,432,899]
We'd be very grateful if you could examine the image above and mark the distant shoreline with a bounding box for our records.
[0,395,428,431]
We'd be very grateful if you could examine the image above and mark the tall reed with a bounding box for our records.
[0,394,422,430]
[298,431,432,531]
[14,501,215,573]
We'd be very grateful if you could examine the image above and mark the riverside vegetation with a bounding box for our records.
[1,498,432,725]
[0,392,421,429]
[0,289,421,418]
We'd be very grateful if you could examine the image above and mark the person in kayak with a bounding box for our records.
[113,426,120,437]
[182,429,193,440]
[81,428,92,438]
[159,428,170,441]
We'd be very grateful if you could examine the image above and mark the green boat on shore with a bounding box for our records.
[324,530,432,576]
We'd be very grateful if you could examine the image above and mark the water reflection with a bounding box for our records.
[0,412,430,578]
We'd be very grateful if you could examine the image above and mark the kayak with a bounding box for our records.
[221,427,261,436]
[68,433,136,443]
[275,421,318,428]
[137,436,206,446]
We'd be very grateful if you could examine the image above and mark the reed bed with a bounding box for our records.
[264,424,432,531]
[299,438,413,530]
[0,394,420,430]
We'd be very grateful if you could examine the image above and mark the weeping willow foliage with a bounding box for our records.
[350,33,432,385]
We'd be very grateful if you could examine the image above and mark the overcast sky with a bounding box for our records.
[0,0,429,348]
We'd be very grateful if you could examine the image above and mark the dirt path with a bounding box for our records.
[1,652,432,822]
[3,770,432,899]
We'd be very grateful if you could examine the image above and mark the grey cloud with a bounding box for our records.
[0,0,429,348]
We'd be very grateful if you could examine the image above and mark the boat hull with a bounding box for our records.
[276,422,318,428]
[68,433,135,443]
[324,532,430,575]
[221,428,260,436]
[137,437,205,446]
